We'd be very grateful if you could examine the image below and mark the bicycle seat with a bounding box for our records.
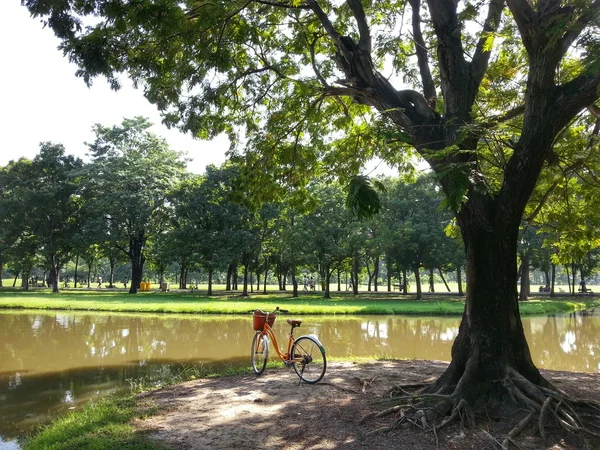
[287,319,302,328]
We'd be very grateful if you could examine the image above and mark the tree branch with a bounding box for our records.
[346,0,372,53]
[553,69,600,132]
[426,0,470,119]
[471,0,505,93]
[558,0,600,58]
[254,0,311,9]
[306,0,341,44]
[506,0,538,51]
[308,33,328,87]
[482,105,525,128]
[407,0,436,108]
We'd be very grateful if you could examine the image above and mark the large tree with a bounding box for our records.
[24,0,600,443]
[82,117,187,293]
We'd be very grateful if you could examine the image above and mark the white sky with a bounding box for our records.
[0,1,400,177]
[0,1,229,173]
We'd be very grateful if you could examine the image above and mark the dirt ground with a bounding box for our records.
[135,360,600,450]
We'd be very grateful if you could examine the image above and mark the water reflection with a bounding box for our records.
[0,310,599,444]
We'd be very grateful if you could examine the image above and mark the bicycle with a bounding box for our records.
[251,308,327,384]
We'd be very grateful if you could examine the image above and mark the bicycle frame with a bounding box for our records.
[256,320,296,363]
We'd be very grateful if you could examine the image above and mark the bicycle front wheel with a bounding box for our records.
[251,332,269,375]
[291,336,326,383]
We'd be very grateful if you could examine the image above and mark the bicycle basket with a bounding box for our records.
[253,310,276,331]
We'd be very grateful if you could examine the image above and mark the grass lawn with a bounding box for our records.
[0,288,597,316]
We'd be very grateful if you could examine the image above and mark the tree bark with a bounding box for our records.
[550,263,556,298]
[457,265,463,295]
[291,264,298,298]
[207,267,213,296]
[519,252,530,301]
[127,232,146,294]
[438,268,451,292]
[429,268,435,293]
[374,255,379,291]
[323,263,331,299]
[352,256,359,295]
[242,263,249,297]
[426,218,548,400]
[414,267,422,299]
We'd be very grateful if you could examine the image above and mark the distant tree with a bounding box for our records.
[82,117,187,293]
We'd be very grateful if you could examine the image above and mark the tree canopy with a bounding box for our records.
[21,0,600,445]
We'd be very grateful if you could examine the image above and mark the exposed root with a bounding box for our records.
[352,376,379,394]
[363,367,600,449]
[502,412,534,449]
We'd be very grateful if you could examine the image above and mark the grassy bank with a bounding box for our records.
[23,355,391,450]
[22,357,291,450]
[0,289,597,316]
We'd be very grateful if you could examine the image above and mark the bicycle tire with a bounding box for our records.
[251,332,269,375]
[291,336,326,383]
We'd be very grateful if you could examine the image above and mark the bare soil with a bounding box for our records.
[135,360,600,450]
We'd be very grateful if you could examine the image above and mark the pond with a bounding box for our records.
[1,309,599,448]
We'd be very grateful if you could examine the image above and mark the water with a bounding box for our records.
[1,309,599,446]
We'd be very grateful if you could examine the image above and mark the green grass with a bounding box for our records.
[0,288,597,316]
[23,396,166,450]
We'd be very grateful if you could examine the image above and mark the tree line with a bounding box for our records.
[2,117,599,298]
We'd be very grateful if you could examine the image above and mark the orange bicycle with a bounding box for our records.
[251,308,327,384]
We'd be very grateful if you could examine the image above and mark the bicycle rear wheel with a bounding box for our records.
[251,332,269,375]
[291,336,326,383]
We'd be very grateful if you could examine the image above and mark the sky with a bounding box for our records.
[0,1,399,177]
[0,1,229,173]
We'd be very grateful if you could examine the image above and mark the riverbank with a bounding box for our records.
[23,360,600,450]
[0,289,597,316]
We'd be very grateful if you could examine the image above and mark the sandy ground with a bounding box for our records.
[135,360,600,450]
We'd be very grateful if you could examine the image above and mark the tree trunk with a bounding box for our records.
[550,263,556,298]
[429,268,435,293]
[402,268,408,294]
[457,265,463,295]
[323,264,331,299]
[387,262,392,292]
[128,234,146,294]
[19,271,27,290]
[438,268,451,292]
[0,262,3,287]
[109,259,116,288]
[519,253,530,301]
[207,267,213,296]
[291,264,298,298]
[74,255,79,288]
[374,255,379,292]
[337,268,341,291]
[226,263,233,290]
[425,221,548,406]
[242,264,249,297]
[572,261,577,295]
[352,256,359,295]
[414,267,422,299]
[50,254,60,293]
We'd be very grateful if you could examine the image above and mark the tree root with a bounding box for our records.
[362,367,600,449]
